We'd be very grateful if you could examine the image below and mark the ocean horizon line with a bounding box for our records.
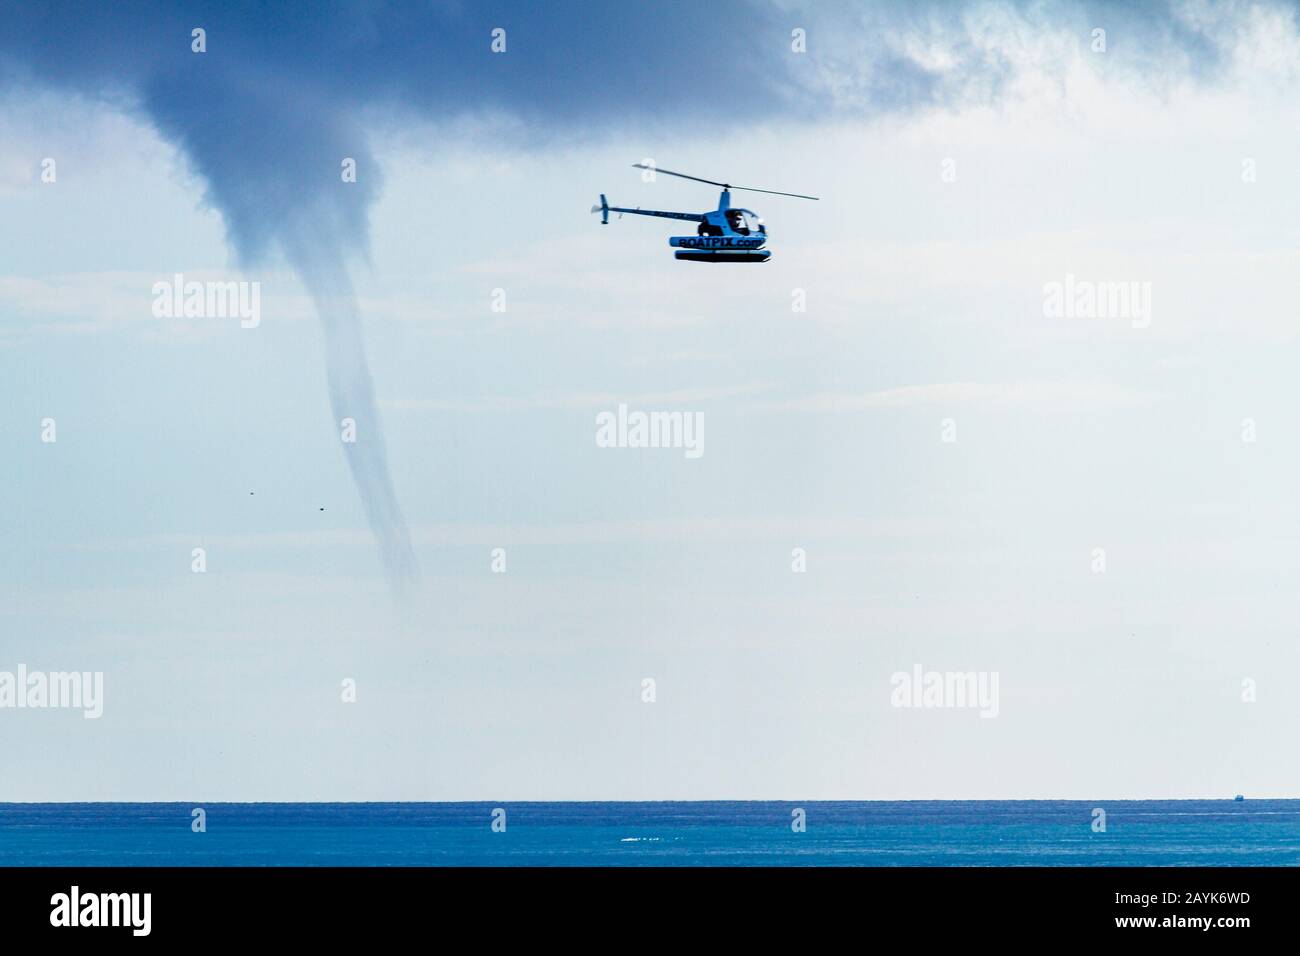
[0,797,1288,805]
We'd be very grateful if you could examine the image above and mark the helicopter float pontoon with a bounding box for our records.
[592,164,818,263]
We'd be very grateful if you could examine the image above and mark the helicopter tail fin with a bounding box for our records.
[590,194,609,224]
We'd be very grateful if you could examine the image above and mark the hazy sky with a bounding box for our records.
[3,1,1300,799]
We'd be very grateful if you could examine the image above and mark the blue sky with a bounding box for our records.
[3,1,1300,799]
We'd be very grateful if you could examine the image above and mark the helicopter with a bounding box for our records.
[592,164,819,263]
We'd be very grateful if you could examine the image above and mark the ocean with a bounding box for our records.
[1,800,1297,866]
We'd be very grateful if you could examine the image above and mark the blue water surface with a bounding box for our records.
[1,801,1296,866]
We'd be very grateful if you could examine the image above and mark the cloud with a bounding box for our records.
[0,2,803,591]
[381,381,1167,414]
[64,513,982,553]
[0,270,320,336]
[0,0,1287,587]
[768,381,1169,411]
[380,384,769,412]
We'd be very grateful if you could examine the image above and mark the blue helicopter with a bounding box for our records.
[592,164,819,263]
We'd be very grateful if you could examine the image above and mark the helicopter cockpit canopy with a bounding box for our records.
[724,209,765,236]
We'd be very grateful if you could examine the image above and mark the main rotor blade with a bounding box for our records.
[629,164,819,201]
[631,164,727,188]
[727,184,820,201]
